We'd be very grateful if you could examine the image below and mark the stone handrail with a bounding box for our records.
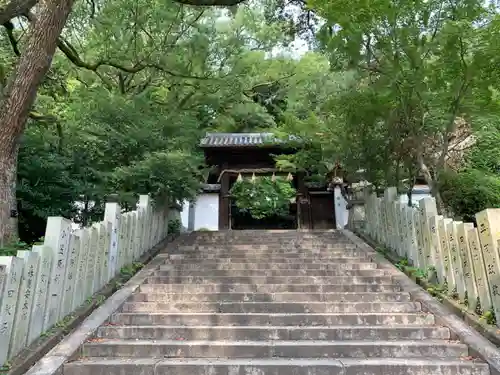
[363,187,500,325]
[0,195,174,365]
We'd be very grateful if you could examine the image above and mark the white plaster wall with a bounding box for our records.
[180,200,190,230]
[194,193,219,231]
[334,187,349,229]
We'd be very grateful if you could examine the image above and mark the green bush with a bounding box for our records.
[167,218,182,235]
[439,168,500,222]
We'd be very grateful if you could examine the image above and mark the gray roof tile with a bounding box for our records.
[200,132,282,147]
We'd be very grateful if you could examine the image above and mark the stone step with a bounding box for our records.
[97,325,451,341]
[110,312,436,326]
[63,357,490,375]
[80,339,468,359]
[120,301,421,313]
[153,269,388,277]
[170,255,374,261]
[162,262,379,270]
[145,275,392,284]
[139,283,402,293]
[174,250,367,257]
[168,256,373,263]
[128,292,411,303]
[176,245,359,251]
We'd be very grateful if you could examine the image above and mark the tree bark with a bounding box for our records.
[0,0,74,244]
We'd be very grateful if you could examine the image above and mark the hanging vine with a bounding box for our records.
[230,175,296,219]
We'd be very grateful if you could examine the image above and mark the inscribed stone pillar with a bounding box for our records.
[139,195,152,252]
[129,212,138,261]
[438,218,455,288]
[104,202,121,280]
[419,198,438,268]
[85,225,99,297]
[475,209,500,324]
[101,221,112,283]
[28,245,53,344]
[9,250,39,357]
[42,217,72,329]
[406,206,418,265]
[428,215,445,283]
[413,208,425,267]
[0,256,24,365]
[135,209,144,260]
[60,231,79,317]
[446,221,466,300]
[74,228,89,308]
[383,187,398,249]
[467,227,493,313]
[93,223,106,293]
[457,222,479,312]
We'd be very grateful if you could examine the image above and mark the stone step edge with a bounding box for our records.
[82,339,465,347]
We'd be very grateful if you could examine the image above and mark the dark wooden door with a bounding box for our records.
[309,193,335,229]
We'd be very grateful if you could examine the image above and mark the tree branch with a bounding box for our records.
[57,37,210,79]
[3,20,20,56]
[0,0,37,25]
[172,0,246,5]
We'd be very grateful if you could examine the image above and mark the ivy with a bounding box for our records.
[230,176,296,219]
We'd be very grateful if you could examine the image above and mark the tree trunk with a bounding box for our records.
[0,0,74,244]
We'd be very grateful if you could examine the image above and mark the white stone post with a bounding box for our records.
[429,215,445,283]
[457,222,479,312]
[73,228,89,309]
[467,227,493,313]
[43,217,72,329]
[28,245,53,345]
[0,256,23,365]
[9,250,39,357]
[476,209,500,325]
[447,221,466,300]
[419,198,438,268]
[104,202,121,280]
[139,195,151,252]
[93,222,106,293]
[60,231,79,318]
[85,225,99,297]
[439,218,455,288]
[129,212,137,262]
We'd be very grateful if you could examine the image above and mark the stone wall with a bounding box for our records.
[363,187,500,325]
[0,195,172,366]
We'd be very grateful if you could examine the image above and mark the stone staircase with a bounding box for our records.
[64,230,490,375]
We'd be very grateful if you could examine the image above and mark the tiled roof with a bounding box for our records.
[200,133,284,147]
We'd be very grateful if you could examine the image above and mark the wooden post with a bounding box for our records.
[475,209,500,324]
[0,256,23,365]
[43,217,72,329]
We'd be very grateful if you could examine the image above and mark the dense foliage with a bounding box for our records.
[1,0,499,245]
[230,176,296,219]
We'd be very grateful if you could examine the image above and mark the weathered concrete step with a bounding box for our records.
[81,339,467,358]
[110,312,436,326]
[139,283,402,293]
[168,257,373,264]
[63,357,490,375]
[163,262,379,271]
[174,251,368,257]
[128,292,411,303]
[154,269,388,277]
[176,245,359,251]
[97,325,450,341]
[121,301,421,313]
[145,275,392,285]
[171,255,374,261]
